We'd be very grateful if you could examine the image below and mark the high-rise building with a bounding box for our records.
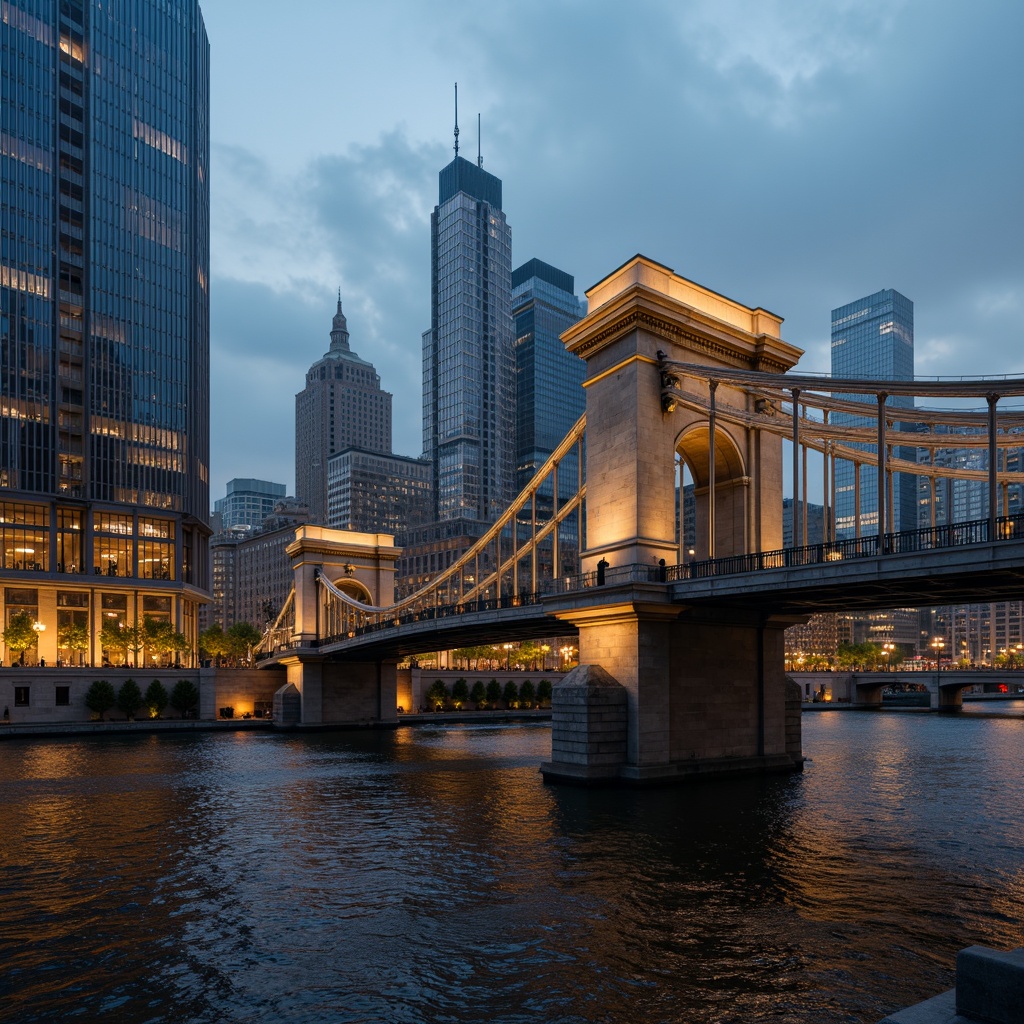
[831,289,916,536]
[421,153,514,525]
[0,0,210,668]
[326,448,431,536]
[295,297,392,524]
[214,478,286,532]
[512,259,584,491]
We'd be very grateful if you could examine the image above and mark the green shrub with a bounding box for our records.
[116,678,143,719]
[486,679,502,704]
[537,679,552,705]
[425,679,448,710]
[85,679,116,721]
[170,678,199,717]
[502,680,519,707]
[519,679,536,708]
[470,681,486,705]
[145,679,169,719]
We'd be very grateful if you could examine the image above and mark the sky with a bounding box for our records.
[199,0,1024,503]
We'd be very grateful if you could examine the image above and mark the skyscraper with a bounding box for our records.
[214,478,287,533]
[0,0,209,668]
[831,289,916,537]
[421,151,514,524]
[295,297,392,524]
[512,258,584,491]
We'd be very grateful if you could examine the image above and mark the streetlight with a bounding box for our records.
[503,643,513,670]
[32,621,45,668]
[930,637,945,672]
[541,644,550,671]
[882,641,895,672]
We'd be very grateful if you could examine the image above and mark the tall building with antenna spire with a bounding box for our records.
[421,89,514,526]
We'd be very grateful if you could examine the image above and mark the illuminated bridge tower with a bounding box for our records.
[544,256,805,785]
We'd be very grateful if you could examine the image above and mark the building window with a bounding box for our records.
[14,687,29,707]
[55,686,70,706]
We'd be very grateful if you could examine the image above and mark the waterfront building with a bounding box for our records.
[326,448,432,536]
[295,297,392,524]
[0,0,210,668]
[214,478,286,533]
[207,499,310,631]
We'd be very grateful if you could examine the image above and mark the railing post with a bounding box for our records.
[876,392,888,550]
[988,393,998,541]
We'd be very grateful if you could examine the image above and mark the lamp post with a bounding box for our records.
[882,641,895,672]
[32,621,45,666]
[503,643,513,671]
[541,644,550,671]
[930,637,945,672]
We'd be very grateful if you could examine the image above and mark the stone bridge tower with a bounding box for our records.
[544,256,805,785]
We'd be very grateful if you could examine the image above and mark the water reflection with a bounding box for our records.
[0,716,1022,1023]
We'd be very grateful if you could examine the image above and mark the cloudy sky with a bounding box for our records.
[199,0,1024,502]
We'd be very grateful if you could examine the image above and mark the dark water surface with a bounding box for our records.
[2,713,1023,1024]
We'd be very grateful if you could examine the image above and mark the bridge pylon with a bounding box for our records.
[543,256,805,784]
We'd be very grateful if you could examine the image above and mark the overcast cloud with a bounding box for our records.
[200,0,1024,500]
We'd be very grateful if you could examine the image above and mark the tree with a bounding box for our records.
[116,678,143,720]
[170,678,199,718]
[502,680,519,708]
[100,620,144,666]
[199,623,230,665]
[536,679,553,706]
[143,617,189,666]
[57,621,90,662]
[470,681,486,706]
[451,678,469,707]
[4,611,38,665]
[486,679,502,704]
[226,622,262,665]
[85,679,116,721]
[425,679,447,711]
[519,679,536,708]
[145,679,169,719]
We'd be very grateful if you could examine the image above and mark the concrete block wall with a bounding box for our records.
[548,665,627,779]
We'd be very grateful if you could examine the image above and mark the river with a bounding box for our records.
[1,709,1022,1023]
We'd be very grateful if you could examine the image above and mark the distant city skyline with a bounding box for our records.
[200,2,1024,501]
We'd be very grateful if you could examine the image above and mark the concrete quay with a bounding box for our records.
[880,945,1024,1024]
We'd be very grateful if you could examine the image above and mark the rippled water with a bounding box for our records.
[1,713,1023,1024]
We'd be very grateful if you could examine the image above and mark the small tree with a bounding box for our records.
[85,679,116,721]
[425,679,448,711]
[451,678,469,708]
[4,611,38,665]
[226,622,262,665]
[170,678,199,718]
[100,620,144,666]
[519,679,536,708]
[143,617,189,666]
[536,679,553,706]
[57,621,90,663]
[116,678,143,720]
[486,678,502,705]
[145,678,169,719]
[199,623,230,665]
[470,681,486,707]
[502,679,519,708]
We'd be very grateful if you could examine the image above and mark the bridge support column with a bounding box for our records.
[277,653,398,727]
[544,587,803,784]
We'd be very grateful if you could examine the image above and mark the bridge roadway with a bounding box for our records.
[265,525,1024,664]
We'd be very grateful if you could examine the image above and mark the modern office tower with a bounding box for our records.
[326,448,432,536]
[214,478,287,532]
[512,259,584,490]
[295,297,392,524]
[0,0,209,668]
[831,289,916,537]
[421,152,514,525]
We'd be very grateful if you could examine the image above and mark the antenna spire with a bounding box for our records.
[453,82,460,157]
[477,113,482,167]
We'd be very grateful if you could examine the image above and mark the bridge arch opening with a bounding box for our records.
[675,423,748,560]
[329,577,372,603]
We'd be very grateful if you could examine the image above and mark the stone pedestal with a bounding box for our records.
[541,665,627,783]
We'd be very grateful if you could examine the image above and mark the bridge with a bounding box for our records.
[259,255,1024,785]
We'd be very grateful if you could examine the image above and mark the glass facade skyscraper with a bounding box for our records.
[512,258,584,492]
[0,0,209,668]
[421,155,514,524]
[830,289,916,537]
[214,479,287,533]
